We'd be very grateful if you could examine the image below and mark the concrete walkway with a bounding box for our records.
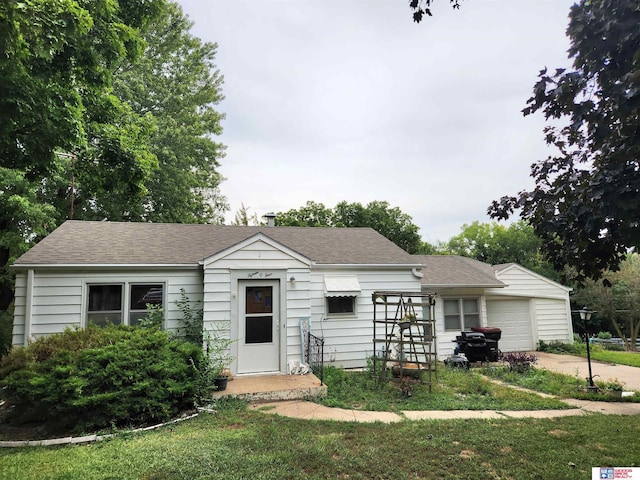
[250,397,640,422]
[249,353,640,422]
[535,352,640,391]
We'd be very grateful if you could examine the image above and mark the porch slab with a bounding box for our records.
[211,373,327,402]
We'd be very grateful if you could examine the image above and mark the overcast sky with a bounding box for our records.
[177,0,575,243]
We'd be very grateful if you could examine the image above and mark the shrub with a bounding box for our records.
[597,331,613,340]
[0,325,203,433]
[537,340,584,355]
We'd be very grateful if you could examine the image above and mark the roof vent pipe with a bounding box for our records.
[263,213,276,227]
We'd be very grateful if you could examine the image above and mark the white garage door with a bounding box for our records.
[487,300,533,352]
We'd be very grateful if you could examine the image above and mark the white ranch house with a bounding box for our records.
[12,221,573,374]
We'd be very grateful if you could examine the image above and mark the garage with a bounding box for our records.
[486,299,533,352]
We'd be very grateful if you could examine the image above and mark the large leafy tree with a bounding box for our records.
[0,0,164,315]
[442,221,559,281]
[275,200,430,254]
[0,0,195,356]
[113,2,227,223]
[489,0,640,282]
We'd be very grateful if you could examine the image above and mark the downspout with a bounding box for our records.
[412,267,424,278]
[24,269,34,346]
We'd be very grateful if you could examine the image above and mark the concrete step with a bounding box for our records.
[211,373,327,402]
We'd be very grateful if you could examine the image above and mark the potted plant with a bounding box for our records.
[502,351,537,373]
[204,326,235,392]
[605,380,624,399]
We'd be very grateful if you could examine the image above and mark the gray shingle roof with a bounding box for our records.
[413,255,506,287]
[14,221,419,267]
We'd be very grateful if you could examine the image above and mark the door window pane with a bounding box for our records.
[246,287,272,314]
[246,316,273,343]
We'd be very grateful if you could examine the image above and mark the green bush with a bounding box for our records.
[0,325,203,433]
[537,340,584,355]
[597,331,613,340]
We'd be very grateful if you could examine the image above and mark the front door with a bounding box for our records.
[237,280,280,374]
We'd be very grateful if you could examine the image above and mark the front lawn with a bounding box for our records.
[588,349,640,368]
[1,403,638,479]
[482,366,640,402]
[318,365,570,411]
[539,340,640,367]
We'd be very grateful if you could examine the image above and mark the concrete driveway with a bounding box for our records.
[535,352,640,391]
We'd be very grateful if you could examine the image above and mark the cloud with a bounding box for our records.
[179,0,574,241]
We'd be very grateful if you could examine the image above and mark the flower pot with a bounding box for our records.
[608,390,623,399]
[214,376,229,391]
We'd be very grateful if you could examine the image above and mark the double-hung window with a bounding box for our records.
[87,283,164,327]
[443,298,480,331]
[88,284,123,326]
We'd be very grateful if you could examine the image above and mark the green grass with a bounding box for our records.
[587,349,640,367]
[319,366,570,411]
[539,340,640,367]
[482,366,640,402]
[1,403,638,479]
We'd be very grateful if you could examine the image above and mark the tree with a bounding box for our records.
[112,2,228,224]
[489,0,640,283]
[0,0,166,354]
[276,201,334,228]
[409,0,462,23]
[442,221,560,281]
[572,254,640,351]
[232,203,261,226]
[275,200,429,254]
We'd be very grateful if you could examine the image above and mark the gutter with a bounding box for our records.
[12,263,201,271]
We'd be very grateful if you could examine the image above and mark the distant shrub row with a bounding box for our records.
[0,325,203,434]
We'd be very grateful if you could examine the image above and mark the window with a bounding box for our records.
[444,298,480,331]
[130,284,164,325]
[327,296,356,315]
[324,275,360,317]
[88,284,123,327]
[87,283,164,327]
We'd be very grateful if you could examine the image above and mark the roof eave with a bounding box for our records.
[421,283,507,289]
[313,263,424,269]
[12,263,201,271]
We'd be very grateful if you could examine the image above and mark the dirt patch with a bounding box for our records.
[459,450,475,459]
[548,429,569,437]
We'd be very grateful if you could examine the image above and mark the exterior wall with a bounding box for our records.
[427,288,488,357]
[202,238,312,374]
[312,268,421,369]
[12,272,27,345]
[12,268,203,346]
[534,298,573,343]
[493,265,570,299]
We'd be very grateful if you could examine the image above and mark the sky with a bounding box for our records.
[177,0,576,243]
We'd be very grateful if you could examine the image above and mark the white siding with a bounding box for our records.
[492,265,570,299]
[12,273,27,345]
[311,268,421,369]
[12,269,203,345]
[535,298,573,343]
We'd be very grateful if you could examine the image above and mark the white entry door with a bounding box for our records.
[237,280,280,374]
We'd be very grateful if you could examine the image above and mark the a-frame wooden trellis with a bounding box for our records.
[372,291,437,391]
